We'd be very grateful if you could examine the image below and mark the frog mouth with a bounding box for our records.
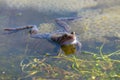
[61,38,76,45]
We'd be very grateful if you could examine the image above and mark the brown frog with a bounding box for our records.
[4,17,82,55]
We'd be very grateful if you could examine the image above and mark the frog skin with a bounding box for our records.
[4,17,82,55]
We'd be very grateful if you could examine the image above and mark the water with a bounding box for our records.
[0,0,120,80]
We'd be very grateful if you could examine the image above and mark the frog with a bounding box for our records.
[4,17,82,55]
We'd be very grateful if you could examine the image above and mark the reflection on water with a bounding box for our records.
[0,0,120,79]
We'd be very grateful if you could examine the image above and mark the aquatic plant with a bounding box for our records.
[19,44,120,80]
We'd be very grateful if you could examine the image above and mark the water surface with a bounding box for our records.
[0,0,120,79]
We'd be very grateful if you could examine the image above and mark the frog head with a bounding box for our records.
[61,32,77,45]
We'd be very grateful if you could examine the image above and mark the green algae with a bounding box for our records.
[19,45,120,80]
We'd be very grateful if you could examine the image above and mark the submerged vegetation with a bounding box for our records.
[0,1,120,80]
[19,44,120,80]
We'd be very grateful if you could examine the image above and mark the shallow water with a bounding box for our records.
[0,0,120,80]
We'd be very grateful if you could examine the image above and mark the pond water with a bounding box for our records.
[0,0,120,80]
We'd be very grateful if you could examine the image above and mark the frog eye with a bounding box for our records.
[71,32,75,35]
[71,32,73,34]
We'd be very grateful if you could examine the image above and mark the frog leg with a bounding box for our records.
[4,25,34,34]
[26,25,51,40]
[4,25,51,40]
[76,41,82,54]
[4,25,33,31]
[55,18,70,32]
[55,17,82,32]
